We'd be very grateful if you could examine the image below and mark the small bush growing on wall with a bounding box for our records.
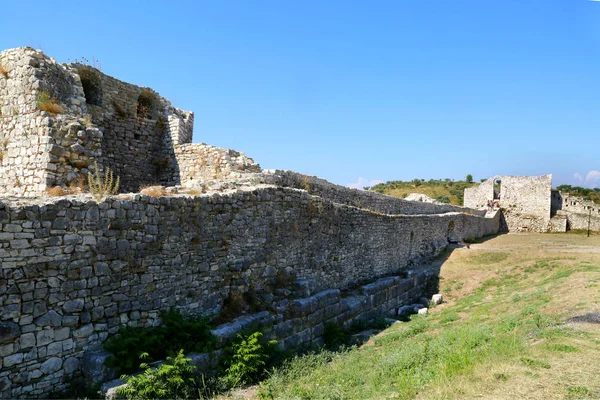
[88,161,120,200]
[112,100,128,119]
[37,91,64,114]
[137,88,157,118]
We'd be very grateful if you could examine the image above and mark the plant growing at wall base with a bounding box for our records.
[116,350,198,400]
[37,90,64,114]
[220,331,277,388]
[87,161,120,200]
[104,308,216,375]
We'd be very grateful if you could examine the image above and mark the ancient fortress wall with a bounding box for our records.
[554,192,600,231]
[0,47,198,196]
[161,143,261,187]
[72,63,194,192]
[463,179,494,209]
[264,170,487,217]
[0,187,498,398]
[0,48,91,197]
[464,175,552,232]
[499,175,552,232]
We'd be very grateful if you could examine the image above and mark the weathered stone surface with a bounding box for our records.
[35,310,62,327]
[0,322,20,343]
[64,357,80,374]
[83,350,116,385]
[63,299,84,313]
[431,294,443,305]
[41,357,63,374]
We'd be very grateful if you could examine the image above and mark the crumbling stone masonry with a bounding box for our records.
[0,47,257,196]
[464,174,600,233]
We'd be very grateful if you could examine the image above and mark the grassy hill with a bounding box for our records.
[368,178,480,206]
[252,233,600,399]
[369,180,600,206]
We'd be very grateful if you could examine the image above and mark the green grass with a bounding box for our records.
[263,323,522,400]
[256,238,600,400]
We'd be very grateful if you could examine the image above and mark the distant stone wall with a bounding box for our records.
[464,179,494,209]
[161,143,261,187]
[264,170,487,217]
[464,175,552,232]
[0,187,497,398]
[500,175,552,232]
[555,193,600,231]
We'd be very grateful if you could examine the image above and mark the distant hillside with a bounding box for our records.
[368,177,479,205]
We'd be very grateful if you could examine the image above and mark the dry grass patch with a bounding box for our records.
[140,185,169,197]
[37,91,64,114]
[0,64,11,78]
[46,186,71,197]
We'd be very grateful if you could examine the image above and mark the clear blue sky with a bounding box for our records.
[3,1,600,188]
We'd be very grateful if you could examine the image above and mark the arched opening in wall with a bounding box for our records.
[137,88,157,119]
[494,179,502,200]
[447,221,457,243]
[78,68,102,106]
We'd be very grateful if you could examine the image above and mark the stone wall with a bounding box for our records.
[0,187,497,398]
[0,48,90,197]
[464,175,552,232]
[0,47,194,196]
[161,143,261,187]
[554,193,600,231]
[74,64,194,192]
[264,170,486,217]
[464,178,494,209]
[500,175,552,232]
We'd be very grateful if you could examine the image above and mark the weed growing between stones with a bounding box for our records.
[37,90,64,114]
[88,161,120,200]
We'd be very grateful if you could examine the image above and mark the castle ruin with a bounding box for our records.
[0,47,503,398]
[464,175,600,233]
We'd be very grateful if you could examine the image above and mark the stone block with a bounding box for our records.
[83,350,116,384]
[0,322,20,343]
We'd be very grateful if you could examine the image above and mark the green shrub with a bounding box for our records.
[221,331,276,388]
[435,195,451,204]
[104,309,216,375]
[116,350,198,400]
[323,323,347,350]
